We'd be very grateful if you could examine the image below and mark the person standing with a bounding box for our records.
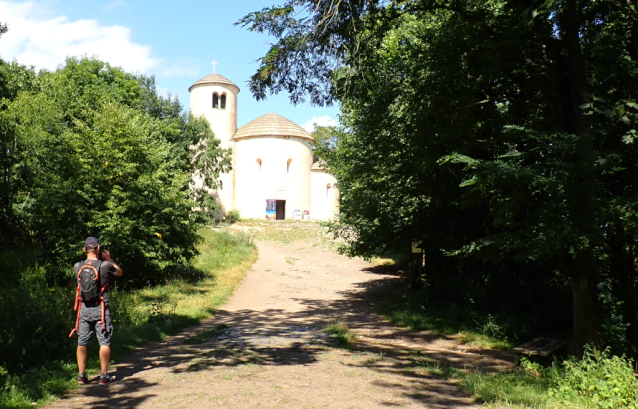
[69,237,123,385]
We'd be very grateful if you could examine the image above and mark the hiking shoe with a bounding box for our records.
[78,373,88,385]
[99,374,114,385]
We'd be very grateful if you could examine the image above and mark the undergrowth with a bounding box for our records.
[380,295,638,408]
[461,347,638,408]
[377,296,514,350]
[0,228,257,408]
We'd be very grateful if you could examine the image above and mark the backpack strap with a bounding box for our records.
[69,284,81,337]
[99,295,106,330]
[69,261,84,337]
[77,260,99,283]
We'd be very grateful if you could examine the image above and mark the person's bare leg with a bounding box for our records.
[77,346,88,374]
[99,346,110,375]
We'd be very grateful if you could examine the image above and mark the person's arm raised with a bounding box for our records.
[101,250,123,276]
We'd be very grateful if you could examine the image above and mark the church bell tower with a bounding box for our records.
[188,71,240,217]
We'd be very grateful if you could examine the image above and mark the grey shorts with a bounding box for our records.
[78,306,113,347]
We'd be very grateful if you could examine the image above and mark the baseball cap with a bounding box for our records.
[84,237,100,250]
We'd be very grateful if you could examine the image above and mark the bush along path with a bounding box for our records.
[46,222,514,409]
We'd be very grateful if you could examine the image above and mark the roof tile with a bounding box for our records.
[234,113,313,141]
[189,73,239,92]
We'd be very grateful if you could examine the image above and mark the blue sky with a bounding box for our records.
[0,0,339,130]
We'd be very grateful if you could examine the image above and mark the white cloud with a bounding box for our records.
[302,115,337,133]
[0,0,160,73]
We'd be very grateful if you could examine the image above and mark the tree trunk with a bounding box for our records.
[559,0,600,354]
[570,247,601,353]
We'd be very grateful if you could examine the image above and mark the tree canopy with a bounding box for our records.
[240,0,638,353]
[0,55,231,286]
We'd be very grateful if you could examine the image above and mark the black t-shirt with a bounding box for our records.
[74,259,118,306]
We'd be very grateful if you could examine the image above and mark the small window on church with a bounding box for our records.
[326,183,331,197]
[221,93,227,109]
[287,159,292,173]
[213,93,219,108]
[257,158,262,172]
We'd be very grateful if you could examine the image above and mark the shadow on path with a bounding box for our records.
[49,274,513,408]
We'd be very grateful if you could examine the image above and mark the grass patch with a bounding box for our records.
[377,296,514,350]
[369,257,396,266]
[459,331,511,351]
[460,367,593,409]
[1,227,257,409]
[237,220,334,246]
[411,350,596,408]
[324,320,356,348]
[417,360,463,380]
[461,369,556,408]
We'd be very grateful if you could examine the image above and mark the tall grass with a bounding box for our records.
[0,228,257,409]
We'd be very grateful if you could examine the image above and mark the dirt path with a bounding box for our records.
[48,231,514,408]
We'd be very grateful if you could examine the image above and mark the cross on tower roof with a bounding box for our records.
[210,60,218,74]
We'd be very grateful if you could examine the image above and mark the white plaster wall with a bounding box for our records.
[311,170,339,221]
[234,136,313,219]
[189,83,239,216]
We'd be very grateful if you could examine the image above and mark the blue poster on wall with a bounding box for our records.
[265,199,277,220]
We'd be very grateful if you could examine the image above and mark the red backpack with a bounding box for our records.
[69,260,108,337]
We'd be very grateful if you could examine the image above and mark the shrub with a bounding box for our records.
[548,345,638,408]
[226,209,241,224]
[0,264,75,372]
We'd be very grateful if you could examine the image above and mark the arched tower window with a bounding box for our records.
[326,183,332,197]
[221,93,227,109]
[212,93,219,108]
[256,158,262,172]
[287,158,292,173]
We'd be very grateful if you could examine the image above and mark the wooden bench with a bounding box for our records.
[513,337,566,357]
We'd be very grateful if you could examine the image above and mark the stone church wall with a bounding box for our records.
[234,136,313,219]
[311,170,339,221]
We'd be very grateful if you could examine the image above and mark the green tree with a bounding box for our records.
[0,55,231,285]
[240,0,638,352]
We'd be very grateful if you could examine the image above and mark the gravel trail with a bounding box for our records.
[47,229,514,408]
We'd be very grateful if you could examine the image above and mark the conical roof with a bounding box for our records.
[234,113,314,141]
[188,73,239,92]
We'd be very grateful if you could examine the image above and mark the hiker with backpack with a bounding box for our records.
[69,237,123,385]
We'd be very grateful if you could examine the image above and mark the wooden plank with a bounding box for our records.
[530,338,559,353]
[514,338,548,354]
[533,339,560,356]
[513,337,544,353]
[539,341,566,357]
[514,337,565,357]
[515,337,544,349]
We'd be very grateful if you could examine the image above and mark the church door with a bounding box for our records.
[275,200,286,220]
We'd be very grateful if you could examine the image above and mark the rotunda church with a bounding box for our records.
[189,72,339,221]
